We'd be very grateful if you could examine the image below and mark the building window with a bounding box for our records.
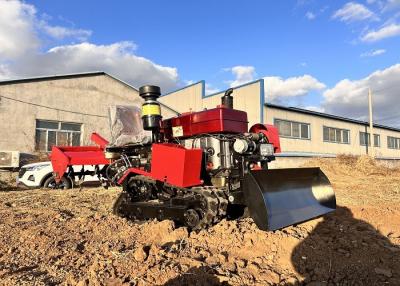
[323,126,350,144]
[274,119,310,139]
[359,132,380,147]
[388,136,400,149]
[374,134,380,147]
[35,120,82,151]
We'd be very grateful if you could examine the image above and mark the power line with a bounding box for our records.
[0,95,107,118]
[0,94,180,117]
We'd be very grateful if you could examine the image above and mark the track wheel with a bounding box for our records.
[215,189,229,219]
[184,209,201,229]
[190,187,219,230]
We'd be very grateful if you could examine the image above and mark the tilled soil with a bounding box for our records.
[0,156,399,285]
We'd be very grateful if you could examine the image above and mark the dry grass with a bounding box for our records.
[303,155,400,206]
[304,154,399,175]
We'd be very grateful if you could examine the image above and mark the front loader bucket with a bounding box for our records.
[243,167,335,231]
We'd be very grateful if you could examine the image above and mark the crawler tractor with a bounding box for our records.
[52,85,336,231]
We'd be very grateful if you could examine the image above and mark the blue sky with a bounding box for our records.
[29,0,399,86]
[1,0,400,126]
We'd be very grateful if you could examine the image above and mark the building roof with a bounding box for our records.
[0,71,181,115]
[0,71,104,85]
[0,71,141,91]
[266,103,400,133]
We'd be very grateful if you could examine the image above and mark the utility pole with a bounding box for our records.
[368,88,375,158]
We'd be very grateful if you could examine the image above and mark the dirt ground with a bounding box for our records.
[0,156,399,285]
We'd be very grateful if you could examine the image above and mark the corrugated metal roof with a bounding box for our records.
[0,71,182,115]
[266,103,400,133]
[0,71,143,91]
[0,71,110,85]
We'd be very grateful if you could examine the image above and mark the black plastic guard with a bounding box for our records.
[243,167,336,231]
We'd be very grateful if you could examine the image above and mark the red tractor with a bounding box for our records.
[52,85,336,231]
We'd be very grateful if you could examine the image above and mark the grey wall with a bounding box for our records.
[0,74,141,153]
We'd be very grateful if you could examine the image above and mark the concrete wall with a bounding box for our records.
[159,81,204,116]
[160,78,399,160]
[265,107,400,159]
[0,74,141,153]
[202,80,263,127]
[159,80,264,127]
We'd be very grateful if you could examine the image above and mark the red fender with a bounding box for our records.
[249,124,281,153]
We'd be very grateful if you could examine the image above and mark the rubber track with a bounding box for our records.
[191,186,228,229]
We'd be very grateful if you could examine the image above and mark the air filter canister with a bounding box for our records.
[139,85,162,131]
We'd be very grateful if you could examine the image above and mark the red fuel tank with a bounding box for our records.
[162,106,248,138]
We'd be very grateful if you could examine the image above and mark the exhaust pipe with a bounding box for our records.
[221,88,234,109]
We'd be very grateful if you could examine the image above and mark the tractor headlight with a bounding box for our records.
[259,144,274,156]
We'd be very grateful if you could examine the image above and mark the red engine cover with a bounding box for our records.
[162,106,248,139]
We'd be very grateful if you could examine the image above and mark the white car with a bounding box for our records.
[17,161,101,189]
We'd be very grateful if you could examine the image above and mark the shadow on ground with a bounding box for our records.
[163,265,231,286]
[162,206,400,285]
[289,206,400,285]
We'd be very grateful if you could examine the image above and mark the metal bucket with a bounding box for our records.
[243,167,336,231]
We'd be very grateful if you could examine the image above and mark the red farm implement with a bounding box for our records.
[51,133,110,187]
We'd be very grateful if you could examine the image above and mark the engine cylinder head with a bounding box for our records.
[139,85,162,132]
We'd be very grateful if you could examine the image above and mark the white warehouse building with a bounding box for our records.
[0,72,399,167]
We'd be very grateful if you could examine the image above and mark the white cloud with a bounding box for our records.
[366,0,386,11]
[360,48,386,57]
[332,2,378,22]
[227,67,326,106]
[228,65,256,87]
[40,24,92,41]
[0,0,180,92]
[361,23,400,41]
[323,63,400,126]
[0,64,11,80]
[0,0,39,59]
[184,80,195,85]
[305,11,316,20]
[263,75,326,102]
[9,42,178,91]
[382,0,400,12]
